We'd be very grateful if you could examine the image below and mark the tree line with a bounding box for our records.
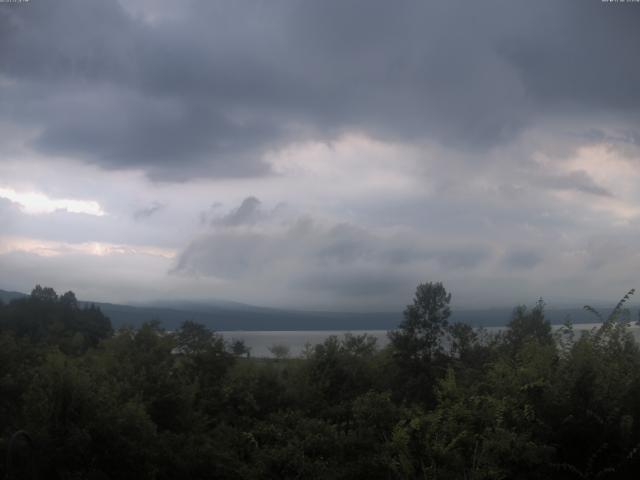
[1,283,640,479]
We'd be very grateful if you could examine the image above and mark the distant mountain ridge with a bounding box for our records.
[0,289,27,304]
[0,288,630,331]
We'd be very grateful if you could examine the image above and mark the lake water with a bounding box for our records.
[220,330,390,357]
[220,323,640,358]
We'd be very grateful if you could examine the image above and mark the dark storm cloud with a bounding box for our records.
[29,90,275,179]
[501,2,640,111]
[296,270,413,298]
[437,250,491,270]
[219,196,264,226]
[133,202,165,221]
[204,196,287,227]
[172,198,492,300]
[576,129,640,146]
[172,220,491,300]
[538,171,612,197]
[316,224,375,265]
[504,250,543,270]
[1,0,639,180]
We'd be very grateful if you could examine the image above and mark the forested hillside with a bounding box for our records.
[2,284,640,479]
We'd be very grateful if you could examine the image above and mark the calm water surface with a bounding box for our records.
[220,323,640,358]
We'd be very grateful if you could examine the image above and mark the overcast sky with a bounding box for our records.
[1,0,640,310]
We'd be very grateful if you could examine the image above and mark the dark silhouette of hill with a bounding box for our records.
[0,289,27,304]
[0,289,627,331]
[81,300,404,331]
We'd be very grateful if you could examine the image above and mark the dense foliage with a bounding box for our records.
[2,283,640,479]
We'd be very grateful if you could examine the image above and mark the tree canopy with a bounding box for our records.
[1,283,640,479]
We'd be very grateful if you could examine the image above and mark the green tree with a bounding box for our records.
[230,338,251,358]
[504,299,552,354]
[59,291,78,310]
[30,285,58,303]
[389,282,452,362]
[388,281,452,403]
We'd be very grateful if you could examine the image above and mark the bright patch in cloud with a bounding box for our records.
[0,236,176,259]
[0,187,105,216]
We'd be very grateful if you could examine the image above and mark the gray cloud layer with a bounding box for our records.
[2,0,639,180]
[2,1,640,309]
[172,197,497,305]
